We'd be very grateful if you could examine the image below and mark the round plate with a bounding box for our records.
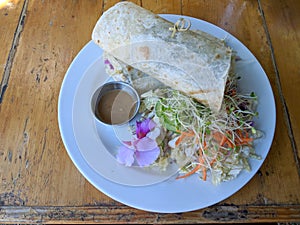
[58,14,276,213]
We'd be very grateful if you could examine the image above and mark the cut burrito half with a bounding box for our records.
[92,1,232,112]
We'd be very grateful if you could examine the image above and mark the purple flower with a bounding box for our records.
[104,59,114,70]
[136,118,156,139]
[116,145,135,167]
[135,146,160,167]
[116,118,160,167]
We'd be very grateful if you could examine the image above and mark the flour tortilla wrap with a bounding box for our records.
[92,1,232,112]
[103,51,165,95]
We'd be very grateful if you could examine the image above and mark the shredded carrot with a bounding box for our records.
[176,140,206,180]
[236,137,253,146]
[210,158,217,166]
[235,129,253,146]
[176,128,254,181]
[212,131,223,143]
[213,131,234,149]
[198,145,208,181]
[175,130,195,146]
[175,135,184,146]
[220,134,227,147]
[176,164,201,180]
[202,167,207,181]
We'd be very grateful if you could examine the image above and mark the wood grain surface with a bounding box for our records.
[261,0,300,171]
[0,0,24,102]
[0,0,299,223]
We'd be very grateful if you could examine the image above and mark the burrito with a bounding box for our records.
[92,1,232,112]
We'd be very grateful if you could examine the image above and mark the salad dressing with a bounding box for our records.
[96,89,137,125]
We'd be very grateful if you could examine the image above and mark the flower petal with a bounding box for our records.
[134,137,158,152]
[136,118,156,139]
[135,147,160,167]
[148,119,156,130]
[122,140,133,147]
[116,145,135,166]
[104,59,114,70]
[146,127,161,140]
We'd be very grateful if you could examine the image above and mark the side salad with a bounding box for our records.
[116,71,262,185]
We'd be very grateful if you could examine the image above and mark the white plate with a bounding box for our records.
[58,14,276,213]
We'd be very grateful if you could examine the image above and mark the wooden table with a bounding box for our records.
[0,0,299,223]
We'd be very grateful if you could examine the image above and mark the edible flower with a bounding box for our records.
[104,59,114,70]
[136,118,156,138]
[116,118,160,167]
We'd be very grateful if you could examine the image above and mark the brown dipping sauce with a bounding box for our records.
[96,89,137,125]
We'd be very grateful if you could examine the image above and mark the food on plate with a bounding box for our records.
[91,1,262,185]
[138,72,261,185]
[92,1,232,112]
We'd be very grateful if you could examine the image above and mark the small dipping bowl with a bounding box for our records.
[91,81,140,126]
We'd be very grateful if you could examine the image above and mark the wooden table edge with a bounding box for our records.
[0,204,299,223]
